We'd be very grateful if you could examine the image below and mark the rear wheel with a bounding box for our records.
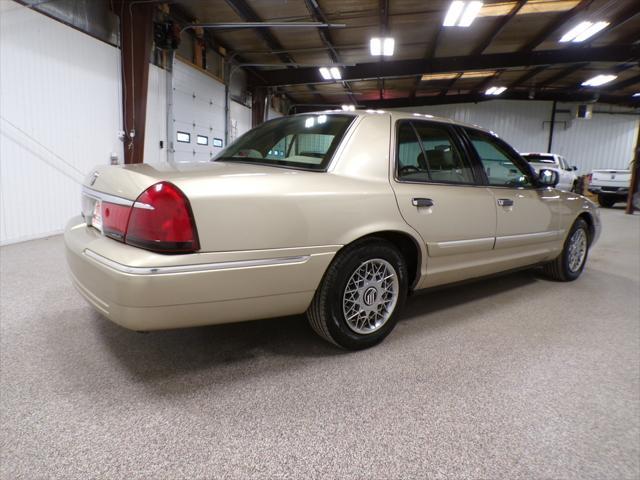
[307,239,408,350]
[542,218,590,281]
[598,194,616,208]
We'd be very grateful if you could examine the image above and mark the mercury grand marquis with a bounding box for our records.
[65,110,601,350]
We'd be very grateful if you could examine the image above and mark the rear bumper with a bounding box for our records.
[588,186,629,196]
[64,217,338,331]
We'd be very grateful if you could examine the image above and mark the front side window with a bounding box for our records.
[467,130,533,188]
[397,121,474,184]
[213,114,354,170]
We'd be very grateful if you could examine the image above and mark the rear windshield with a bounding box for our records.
[522,154,556,164]
[213,114,355,170]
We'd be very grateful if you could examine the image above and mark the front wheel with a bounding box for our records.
[307,239,408,350]
[542,218,590,281]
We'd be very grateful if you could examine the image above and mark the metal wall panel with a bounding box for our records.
[0,1,123,245]
[553,114,639,174]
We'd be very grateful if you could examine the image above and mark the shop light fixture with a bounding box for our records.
[581,74,617,87]
[559,21,609,43]
[485,86,507,95]
[633,93,640,98]
[319,67,342,80]
[370,37,395,56]
[341,105,356,111]
[443,1,483,27]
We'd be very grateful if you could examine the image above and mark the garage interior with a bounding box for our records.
[1,0,639,478]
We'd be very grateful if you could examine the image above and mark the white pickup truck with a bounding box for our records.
[588,167,632,208]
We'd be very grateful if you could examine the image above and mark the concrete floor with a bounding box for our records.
[1,208,638,479]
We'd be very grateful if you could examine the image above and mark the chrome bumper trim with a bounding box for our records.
[83,249,311,275]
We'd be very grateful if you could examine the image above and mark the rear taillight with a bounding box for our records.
[98,182,199,253]
[101,202,131,241]
[125,182,199,253]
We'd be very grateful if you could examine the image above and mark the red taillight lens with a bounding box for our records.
[124,182,199,253]
[102,202,131,241]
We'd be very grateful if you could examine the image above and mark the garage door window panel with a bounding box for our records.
[397,121,475,185]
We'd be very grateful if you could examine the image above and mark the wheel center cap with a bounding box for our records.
[363,287,378,306]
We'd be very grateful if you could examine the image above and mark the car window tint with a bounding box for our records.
[397,122,429,182]
[397,121,474,184]
[467,130,533,188]
[412,122,474,184]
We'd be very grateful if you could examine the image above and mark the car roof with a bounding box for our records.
[302,109,495,136]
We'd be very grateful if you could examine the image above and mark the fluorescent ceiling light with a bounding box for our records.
[383,37,395,56]
[560,20,609,43]
[305,117,315,128]
[633,93,640,98]
[320,67,342,80]
[421,72,460,81]
[341,104,355,111]
[460,70,495,78]
[458,1,483,27]
[581,74,617,87]
[443,1,466,26]
[572,21,609,42]
[370,37,395,56]
[485,86,507,95]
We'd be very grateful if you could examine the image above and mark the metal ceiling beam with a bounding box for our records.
[302,0,358,104]
[604,74,640,92]
[509,65,549,89]
[529,62,589,89]
[409,25,442,99]
[258,44,639,87]
[182,22,344,32]
[472,0,527,56]
[356,90,632,109]
[520,0,592,51]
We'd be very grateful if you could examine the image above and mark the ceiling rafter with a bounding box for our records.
[520,0,594,51]
[302,0,358,104]
[472,0,527,56]
[257,45,639,87]
[509,65,549,89]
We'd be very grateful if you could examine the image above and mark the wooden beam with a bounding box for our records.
[114,0,153,164]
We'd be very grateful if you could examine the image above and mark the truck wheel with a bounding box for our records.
[542,218,590,282]
[597,194,616,208]
[307,238,408,350]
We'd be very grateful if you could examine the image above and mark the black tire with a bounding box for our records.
[542,218,590,281]
[307,238,408,350]
[598,194,616,208]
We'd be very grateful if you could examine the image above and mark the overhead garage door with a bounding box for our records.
[172,58,225,163]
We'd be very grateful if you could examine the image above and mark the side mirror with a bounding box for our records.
[571,166,578,171]
[538,168,559,187]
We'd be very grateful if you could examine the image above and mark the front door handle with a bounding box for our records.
[412,198,434,208]
[497,198,514,207]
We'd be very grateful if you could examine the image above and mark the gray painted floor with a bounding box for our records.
[1,208,639,479]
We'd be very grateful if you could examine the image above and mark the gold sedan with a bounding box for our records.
[65,110,600,349]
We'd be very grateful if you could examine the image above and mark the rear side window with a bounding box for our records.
[396,121,475,184]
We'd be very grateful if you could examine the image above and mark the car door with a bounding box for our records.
[464,128,564,264]
[390,120,497,288]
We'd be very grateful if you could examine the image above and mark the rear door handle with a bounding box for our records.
[412,198,434,208]
[497,198,514,207]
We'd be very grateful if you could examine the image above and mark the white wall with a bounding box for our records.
[230,101,252,143]
[0,1,123,245]
[144,64,168,164]
[402,100,638,174]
